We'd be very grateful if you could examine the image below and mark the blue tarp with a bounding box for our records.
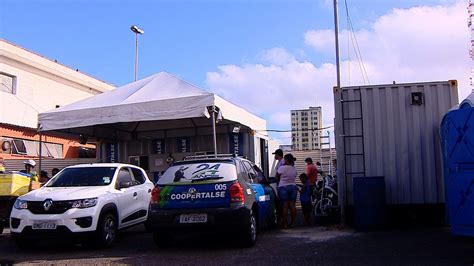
[441,92,474,237]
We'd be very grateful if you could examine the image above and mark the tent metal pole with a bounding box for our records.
[38,132,42,175]
[212,106,217,157]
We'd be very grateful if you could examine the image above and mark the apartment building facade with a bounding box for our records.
[291,107,322,150]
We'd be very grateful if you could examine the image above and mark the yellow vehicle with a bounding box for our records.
[0,172,40,234]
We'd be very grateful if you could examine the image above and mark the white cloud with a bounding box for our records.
[258,47,296,66]
[305,2,470,92]
[206,58,338,142]
[304,29,335,53]
[206,2,471,143]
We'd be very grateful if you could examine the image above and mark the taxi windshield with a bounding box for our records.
[157,162,237,185]
[46,167,116,187]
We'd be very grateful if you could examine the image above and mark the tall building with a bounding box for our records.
[290,107,322,150]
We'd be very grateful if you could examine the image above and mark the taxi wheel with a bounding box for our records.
[241,209,257,247]
[95,213,117,248]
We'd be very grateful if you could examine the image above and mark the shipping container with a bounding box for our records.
[334,81,458,208]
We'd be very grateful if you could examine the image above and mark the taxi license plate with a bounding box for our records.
[179,214,207,224]
[32,221,57,230]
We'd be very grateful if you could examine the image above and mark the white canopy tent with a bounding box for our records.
[37,71,272,176]
[38,72,267,136]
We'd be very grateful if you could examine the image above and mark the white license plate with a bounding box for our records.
[32,221,57,230]
[179,214,207,224]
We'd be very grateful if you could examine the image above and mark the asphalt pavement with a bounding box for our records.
[0,224,473,265]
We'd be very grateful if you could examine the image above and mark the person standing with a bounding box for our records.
[0,157,5,174]
[271,148,285,225]
[276,153,297,228]
[298,173,312,226]
[39,170,50,184]
[305,157,318,199]
[20,159,38,181]
[273,149,284,172]
[51,168,60,177]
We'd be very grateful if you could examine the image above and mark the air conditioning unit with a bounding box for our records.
[0,138,12,154]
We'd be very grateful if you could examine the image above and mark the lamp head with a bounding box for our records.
[130,25,144,34]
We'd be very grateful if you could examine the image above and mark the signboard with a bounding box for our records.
[177,137,191,153]
[153,139,165,154]
[229,133,244,156]
[105,142,118,163]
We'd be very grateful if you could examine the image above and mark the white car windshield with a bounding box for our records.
[157,162,237,185]
[46,167,116,187]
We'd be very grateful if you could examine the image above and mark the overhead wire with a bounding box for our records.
[344,0,370,85]
[254,125,335,133]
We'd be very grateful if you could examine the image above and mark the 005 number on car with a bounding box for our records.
[214,184,227,190]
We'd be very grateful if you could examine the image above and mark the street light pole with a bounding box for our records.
[130,25,144,82]
[333,0,345,224]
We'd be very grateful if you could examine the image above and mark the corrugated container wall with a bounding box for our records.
[334,81,458,205]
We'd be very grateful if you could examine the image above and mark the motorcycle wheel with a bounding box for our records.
[313,198,333,217]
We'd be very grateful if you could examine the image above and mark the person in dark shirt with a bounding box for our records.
[39,170,50,184]
[298,173,312,226]
[52,168,60,177]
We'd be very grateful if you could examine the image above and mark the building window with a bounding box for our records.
[0,73,16,94]
[1,137,63,158]
[12,139,27,154]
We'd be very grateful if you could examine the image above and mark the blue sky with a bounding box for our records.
[1,0,469,143]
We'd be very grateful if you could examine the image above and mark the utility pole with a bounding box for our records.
[333,0,345,224]
[334,0,341,89]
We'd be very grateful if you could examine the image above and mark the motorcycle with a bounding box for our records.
[312,167,338,217]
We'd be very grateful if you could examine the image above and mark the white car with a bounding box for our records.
[10,163,154,248]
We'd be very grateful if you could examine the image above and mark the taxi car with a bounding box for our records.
[10,163,154,248]
[149,155,277,247]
